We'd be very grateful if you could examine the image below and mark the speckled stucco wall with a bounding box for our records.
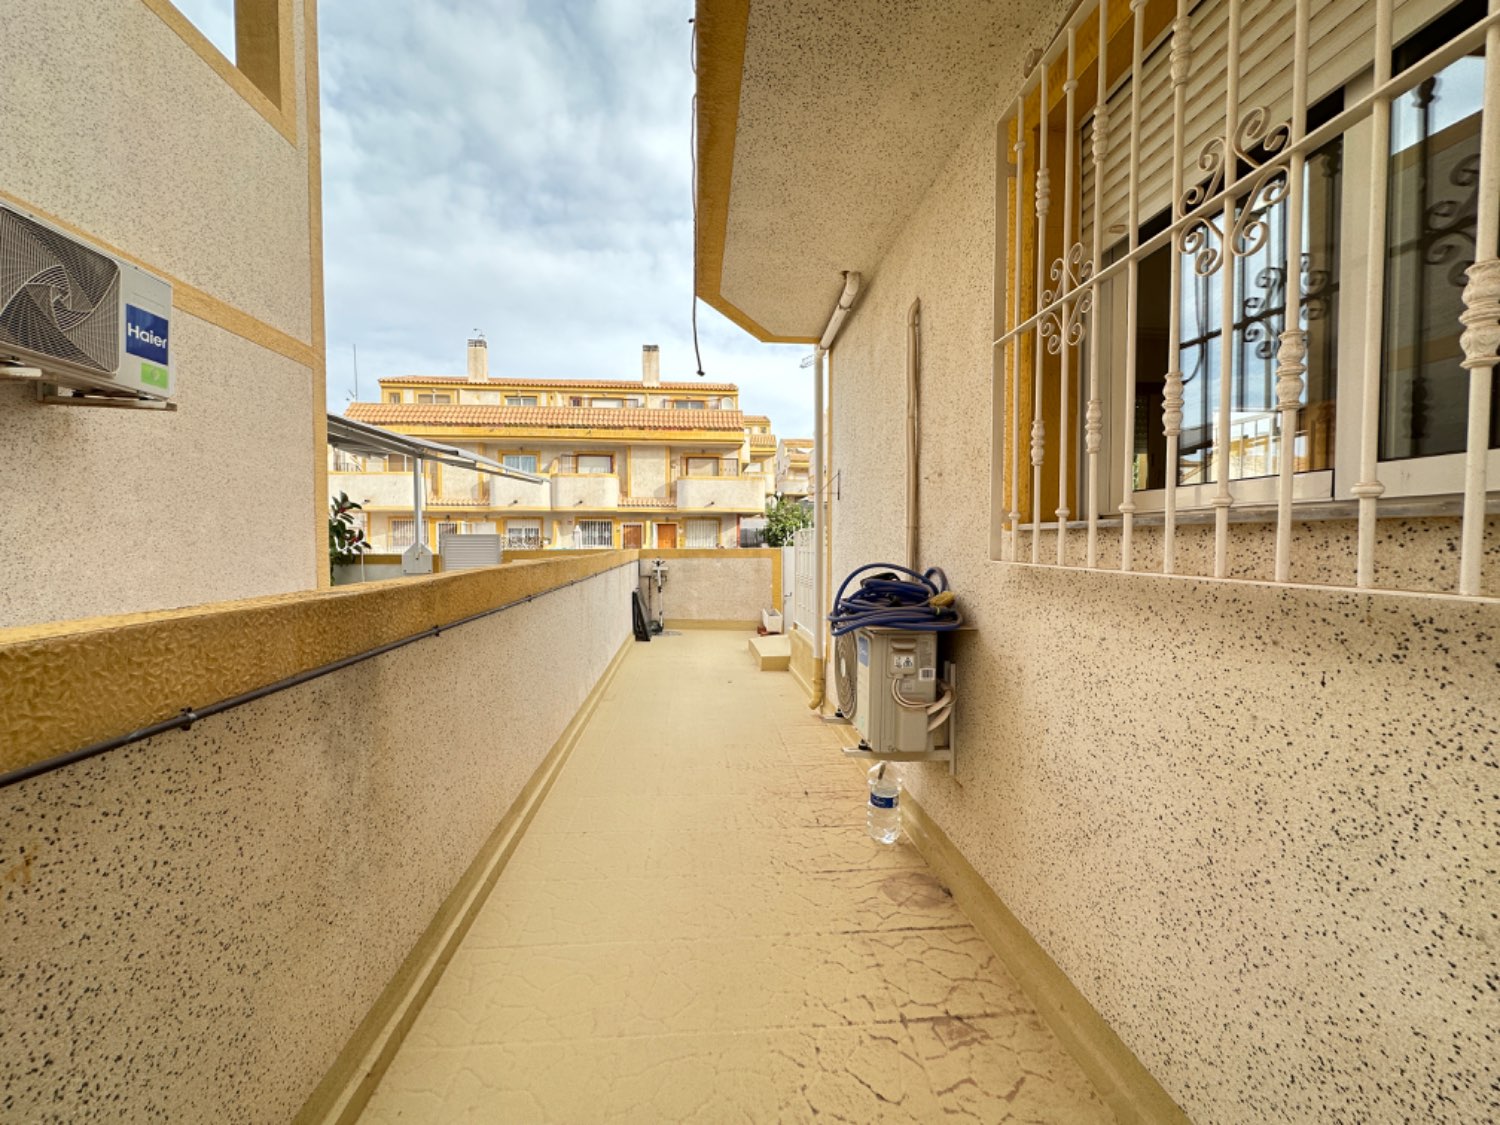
[0,0,321,629]
[825,12,1500,1121]
[0,562,635,1123]
[649,555,772,622]
[0,313,317,628]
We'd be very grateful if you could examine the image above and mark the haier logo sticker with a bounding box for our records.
[125,305,169,365]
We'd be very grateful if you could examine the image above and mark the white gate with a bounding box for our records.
[791,526,815,636]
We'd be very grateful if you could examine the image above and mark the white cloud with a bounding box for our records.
[319,0,814,436]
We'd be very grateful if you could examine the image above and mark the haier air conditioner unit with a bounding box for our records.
[0,201,175,401]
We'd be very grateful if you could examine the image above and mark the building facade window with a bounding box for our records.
[416,392,452,405]
[505,395,538,407]
[995,0,1499,592]
[390,518,415,549]
[502,453,539,474]
[505,519,542,549]
[685,518,720,548]
[576,519,613,548]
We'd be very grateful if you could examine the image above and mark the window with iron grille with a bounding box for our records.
[576,519,613,548]
[995,0,1499,596]
[506,519,542,549]
[390,518,415,549]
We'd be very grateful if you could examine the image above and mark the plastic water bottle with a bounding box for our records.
[867,762,902,844]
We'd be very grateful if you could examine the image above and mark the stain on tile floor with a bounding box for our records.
[360,631,1112,1123]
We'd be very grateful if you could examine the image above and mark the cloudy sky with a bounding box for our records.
[178,0,814,435]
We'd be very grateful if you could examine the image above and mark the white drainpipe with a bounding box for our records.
[809,271,862,712]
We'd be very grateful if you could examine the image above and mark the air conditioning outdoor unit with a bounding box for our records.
[0,201,175,401]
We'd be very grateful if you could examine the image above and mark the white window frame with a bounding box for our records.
[505,394,538,407]
[685,518,721,548]
[576,519,613,548]
[505,519,542,549]
[995,0,1499,596]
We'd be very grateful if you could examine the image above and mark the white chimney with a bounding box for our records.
[467,336,489,382]
[642,344,660,386]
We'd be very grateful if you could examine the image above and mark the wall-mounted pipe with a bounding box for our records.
[810,271,863,712]
[906,299,921,570]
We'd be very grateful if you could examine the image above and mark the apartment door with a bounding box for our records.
[655,523,677,548]
[622,523,643,549]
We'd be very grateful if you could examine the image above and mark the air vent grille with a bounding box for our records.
[0,206,120,375]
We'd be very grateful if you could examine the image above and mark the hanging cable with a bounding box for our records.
[689,18,706,377]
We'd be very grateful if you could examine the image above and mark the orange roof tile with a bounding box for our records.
[347,402,746,432]
[742,414,771,424]
[782,438,814,448]
[620,496,676,509]
[377,375,740,392]
[749,434,778,449]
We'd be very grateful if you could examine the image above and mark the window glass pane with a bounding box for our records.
[1125,130,1342,492]
[506,395,538,406]
[674,400,706,409]
[502,453,539,474]
[686,456,718,476]
[685,519,719,548]
[577,454,612,474]
[390,519,415,548]
[506,519,541,549]
[1381,11,1499,460]
[576,520,613,547]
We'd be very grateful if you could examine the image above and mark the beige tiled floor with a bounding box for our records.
[361,631,1111,1123]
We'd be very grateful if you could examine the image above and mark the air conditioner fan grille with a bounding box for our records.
[0,207,119,376]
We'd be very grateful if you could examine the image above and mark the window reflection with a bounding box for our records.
[1380,0,1499,460]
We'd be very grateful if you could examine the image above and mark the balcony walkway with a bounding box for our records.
[360,630,1110,1122]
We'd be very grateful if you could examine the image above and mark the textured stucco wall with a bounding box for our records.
[0,562,635,1123]
[644,554,772,622]
[0,0,320,629]
[0,314,317,628]
[825,15,1499,1122]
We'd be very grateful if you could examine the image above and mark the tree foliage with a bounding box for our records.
[764,493,812,546]
[329,491,371,569]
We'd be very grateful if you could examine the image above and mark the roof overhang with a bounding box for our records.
[326,415,543,483]
[694,0,1041,342]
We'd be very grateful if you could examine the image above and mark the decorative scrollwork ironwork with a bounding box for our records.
[1231,168,1290,259]
[1040,242,1095,355]
[1180,215,1224,277]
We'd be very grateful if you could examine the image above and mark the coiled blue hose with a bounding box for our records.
[827,563,963,637]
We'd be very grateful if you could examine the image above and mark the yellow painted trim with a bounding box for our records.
[0,551,638,773]
[900,794,1191,1125]
[141,0,298,145]
[294,635,634,1125]
[306,0,328,588]
[691,0,818,345]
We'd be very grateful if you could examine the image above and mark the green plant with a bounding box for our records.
[764,493,812,546]
[329,491,371,569]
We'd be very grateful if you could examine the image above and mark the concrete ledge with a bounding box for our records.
[901,793,1190,1125]
[664,618,759,630]
[747,633,790,670]
[0,551,636,774]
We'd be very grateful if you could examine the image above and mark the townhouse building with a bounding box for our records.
[331,341,772,550]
